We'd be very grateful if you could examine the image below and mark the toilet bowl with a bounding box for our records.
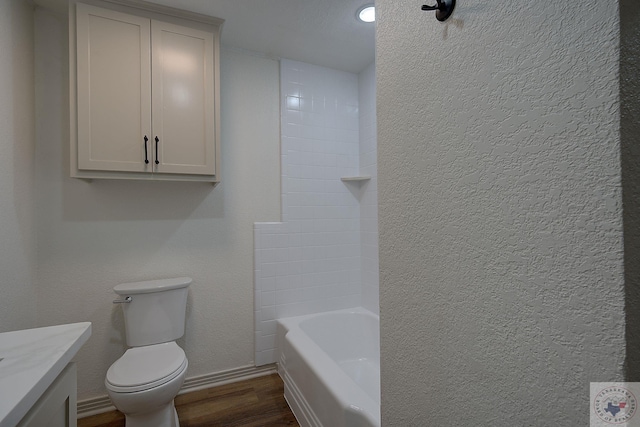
[106,342,188,427]
[106,277,191,427]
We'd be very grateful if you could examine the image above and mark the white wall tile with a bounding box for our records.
[254,59,378,364]
[358,62,379,315]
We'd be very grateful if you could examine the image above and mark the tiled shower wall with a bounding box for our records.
[359,62,378,314]
[254,59,377,365]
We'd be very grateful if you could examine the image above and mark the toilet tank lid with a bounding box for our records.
[114,277,192,295]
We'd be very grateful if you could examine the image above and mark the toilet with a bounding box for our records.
[106,277,191,427]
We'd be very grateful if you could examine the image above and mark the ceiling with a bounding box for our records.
[147,0,376,73]
[36,0,378,74]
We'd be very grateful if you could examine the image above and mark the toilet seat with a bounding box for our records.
[106,341,187,393]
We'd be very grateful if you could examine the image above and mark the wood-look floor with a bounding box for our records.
[78,374,299,427]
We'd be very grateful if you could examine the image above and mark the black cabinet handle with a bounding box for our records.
[155,136,160,165]
[144,135,149,164]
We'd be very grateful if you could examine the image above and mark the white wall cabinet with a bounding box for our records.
[71,1,222,182]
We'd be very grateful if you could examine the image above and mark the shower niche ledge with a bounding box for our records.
[340,176,371,183]
[341,176,371,199]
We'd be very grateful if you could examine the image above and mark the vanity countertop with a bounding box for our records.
[0,322,91,427]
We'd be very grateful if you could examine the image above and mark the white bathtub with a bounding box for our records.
[276,308,380,427]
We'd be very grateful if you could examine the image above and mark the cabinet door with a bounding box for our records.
[151,20,216,175]
[76,3,152,172]
[17,363,77,427]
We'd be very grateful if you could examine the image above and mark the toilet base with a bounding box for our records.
[122,401,180,427]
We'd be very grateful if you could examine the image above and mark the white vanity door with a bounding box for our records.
[76,3,152,172]
[17,364,77,427]
[151,20,216,175]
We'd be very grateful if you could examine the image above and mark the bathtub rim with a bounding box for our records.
[277,307,380,427]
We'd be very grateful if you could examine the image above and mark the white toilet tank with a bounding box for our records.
[114,277,191,347]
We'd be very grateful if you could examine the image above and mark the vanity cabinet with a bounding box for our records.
[0,323,91,427]
[70,1,222,182]
[17,364,76,427]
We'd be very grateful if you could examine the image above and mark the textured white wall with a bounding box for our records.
[377,1,624,425]
[358,62,378,314]
[0,0,38,332]
[34,9,281,399]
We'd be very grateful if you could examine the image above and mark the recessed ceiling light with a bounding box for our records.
[357,5,375,23]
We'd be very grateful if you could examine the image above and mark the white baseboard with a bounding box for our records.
[77,364,277,418]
